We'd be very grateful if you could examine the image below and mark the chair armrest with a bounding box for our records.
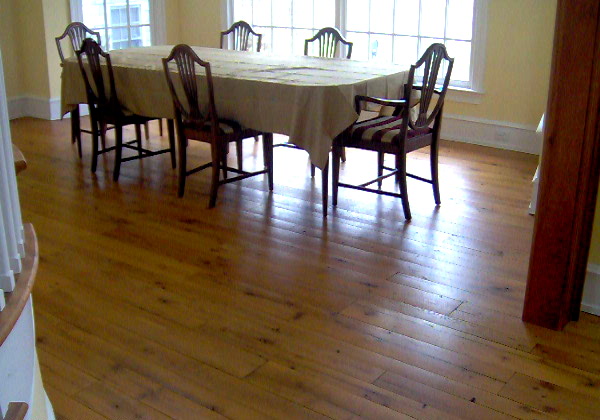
[355,95,407,113]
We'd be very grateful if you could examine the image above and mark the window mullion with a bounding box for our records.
[103,0,109,48]
[126,0,132,48]
[392,0,397,63]
[417,0,422,57]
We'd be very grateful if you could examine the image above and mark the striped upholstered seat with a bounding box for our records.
[350,116,433,144]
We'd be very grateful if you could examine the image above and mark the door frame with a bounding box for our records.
[523,0,600,330]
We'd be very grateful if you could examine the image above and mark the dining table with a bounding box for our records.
[61,45,412,170]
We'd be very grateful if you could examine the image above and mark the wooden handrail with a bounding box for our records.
[2,403,28,420]
[0,224,38,347]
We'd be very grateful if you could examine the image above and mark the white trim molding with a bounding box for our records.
[469,0,489,93]
[441,114,541,155]
[8,97,63,121]
[582,264,600,316]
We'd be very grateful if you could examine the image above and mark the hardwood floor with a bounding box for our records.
[11,117,600,419]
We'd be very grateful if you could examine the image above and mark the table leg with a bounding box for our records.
[321,159,329,217]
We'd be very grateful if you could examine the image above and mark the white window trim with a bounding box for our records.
[70,0,167,46]
[225,0,488,102]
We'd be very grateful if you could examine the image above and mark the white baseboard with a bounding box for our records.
[8,96,63,121]
[442,114,541,155]
[582,264,600,316]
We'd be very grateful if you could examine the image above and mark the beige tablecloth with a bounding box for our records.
[61,46,410,168]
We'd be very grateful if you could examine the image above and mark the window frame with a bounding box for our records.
[226,0,488,96]
[70,0,167,48]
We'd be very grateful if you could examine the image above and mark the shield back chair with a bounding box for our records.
[76,38,176,181]
[56,22,102,158]
[220,21,263,52]
[220,21,263,145]
[331,43,454,220]
[57,23,162,159]
[162,44,273,208]
[277,27,353,178]
[304,27,353,59]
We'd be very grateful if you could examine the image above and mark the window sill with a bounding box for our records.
[446,87,485,105]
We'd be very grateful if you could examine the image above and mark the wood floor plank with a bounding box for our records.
[247,361,438,419]
[45,385,110,420]
[498,373,600,419]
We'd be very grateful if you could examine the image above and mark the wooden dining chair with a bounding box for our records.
[220,21,263,144]
[301,27,352,176]
[56,22,161,158]
[331,43,454,220]
[76,39,176,181]
[56,22,102,158]
[304,27,353,59]
[162,44,273,207]
[220,21,263,52]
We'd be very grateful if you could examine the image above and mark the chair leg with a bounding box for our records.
[209,142,221,208]
[159,119,164,136]
[311,163,316,178]
[71,106,82,159]
[135,123,143,158]
[100,121,107,149]
[90,117,99,173]
[221,144,228,180]
[177,131,187,198]
[332,146,341,206]
[262,133,274,191]
[113,125,123,181]
[431,142,441,205]
[167,119,176,169]
[144,122,150,140]
[321,159,329,217]
[377,152,384,189]
[396,153,411,220]
[341,146,347,163]
[236,139,243,171]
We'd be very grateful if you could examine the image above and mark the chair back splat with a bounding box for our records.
[220,21,263,52]
[407,43,454,130]
[304,27,353,59]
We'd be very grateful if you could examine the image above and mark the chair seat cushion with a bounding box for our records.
[184,118,260,142]
[350,116,432,145]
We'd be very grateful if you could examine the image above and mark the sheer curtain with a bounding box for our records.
[0,49,25,310]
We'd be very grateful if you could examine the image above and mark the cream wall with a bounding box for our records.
[178,0,222,47]
[43,0,71,98]
[446,0,555,126]
[0,0,23,98]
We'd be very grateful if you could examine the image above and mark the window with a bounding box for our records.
[232,0,337,56]
[70,0,167,50]
[229,0,487,91]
